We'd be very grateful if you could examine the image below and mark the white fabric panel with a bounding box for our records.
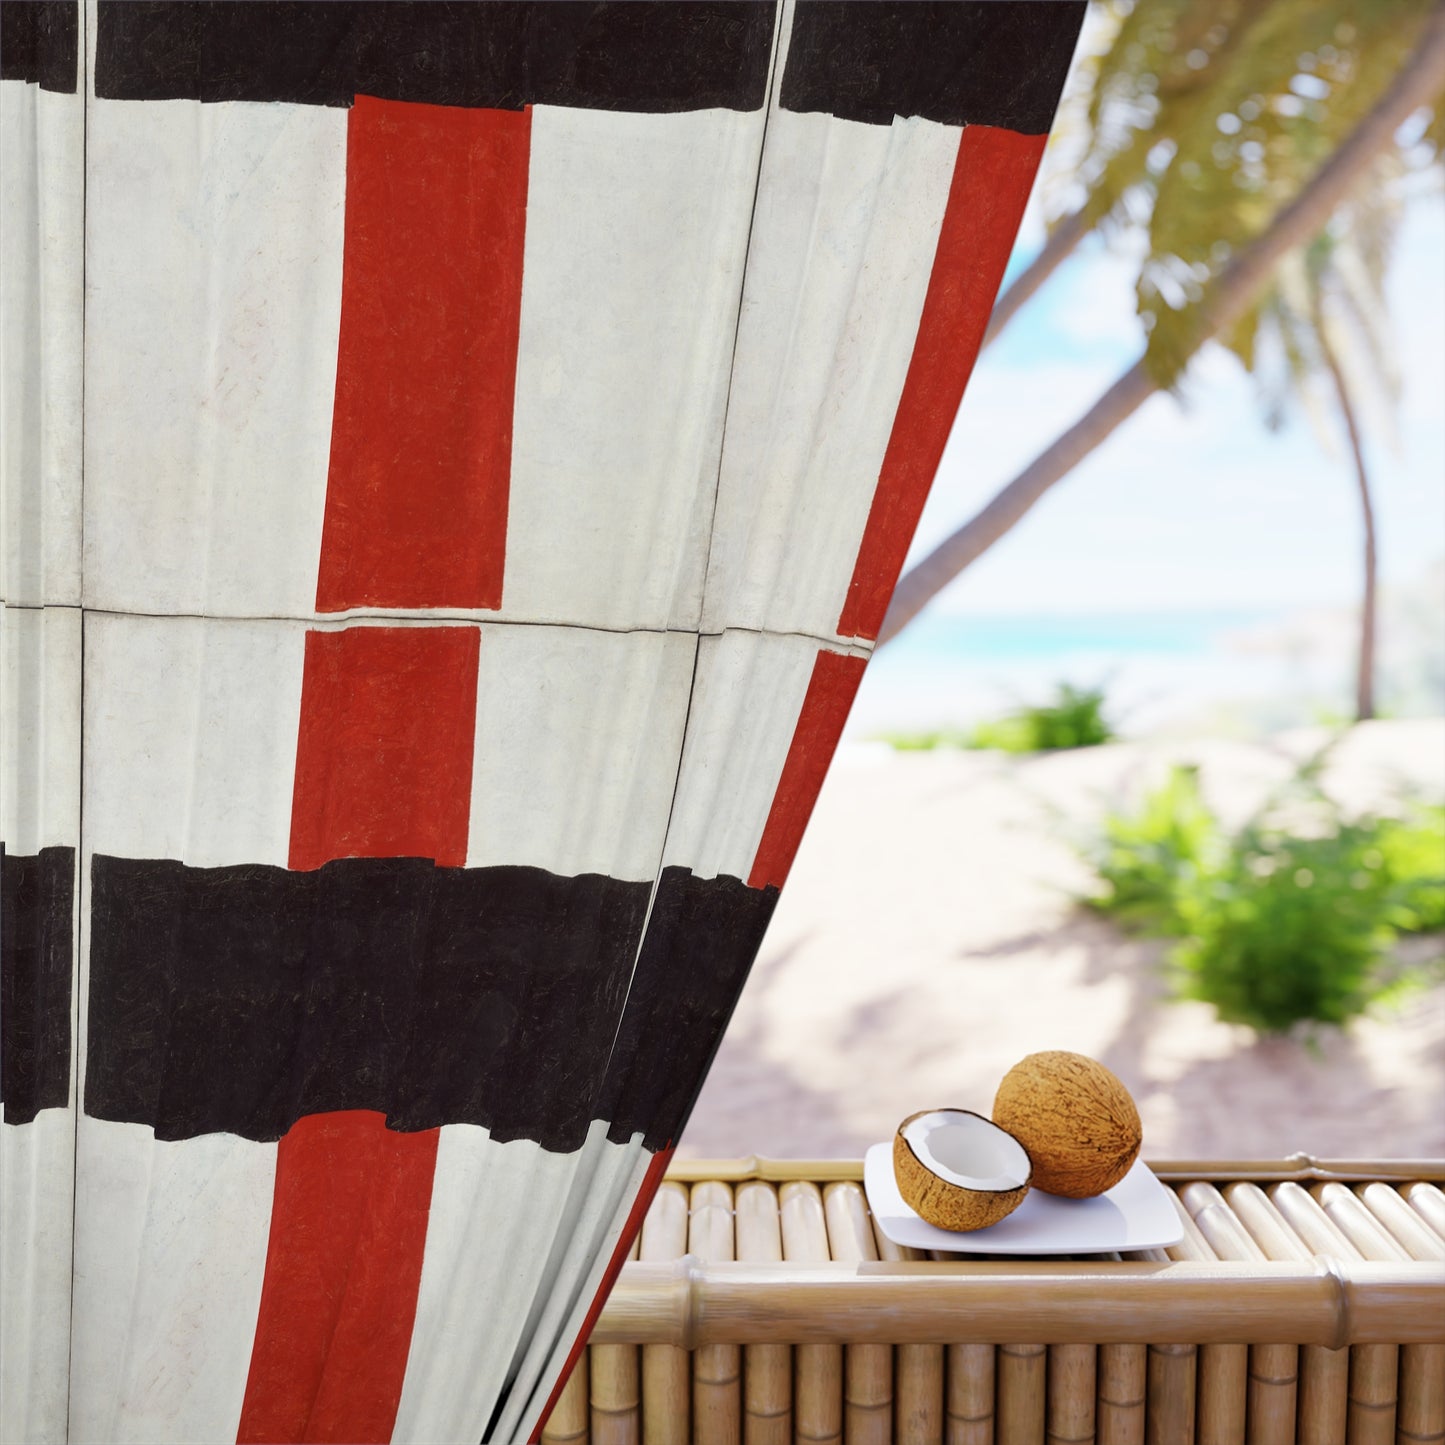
[0,82,84,607]
[82,613,303,869]
[466,625,695,880]
[503,105,763,632]
[0,1111,74,1444]
[700,110,959,641]
[1,605,80,1445]
[68,1120,276,1445]
[658,629,833,882]
[1,603,81,851]
[501,1136,653,1444]
[83,100,345,618]
[72,614,297,1439]
[395,1123,648,1443]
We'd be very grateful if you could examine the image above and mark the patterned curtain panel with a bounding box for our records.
[0,2,1083,1440]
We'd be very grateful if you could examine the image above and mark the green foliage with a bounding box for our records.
[874,728,974,752]
[970,684,1115,753]
[1049,0,1442,391]
[1377,807,1445,931]
[1085,762,1445,1032]
[1089,765,1219,932]
[880,685,1115,754]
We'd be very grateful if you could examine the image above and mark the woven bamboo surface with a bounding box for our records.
[539,1162,1445,1445]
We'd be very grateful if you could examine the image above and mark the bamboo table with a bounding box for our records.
[540,1156,1445,1445]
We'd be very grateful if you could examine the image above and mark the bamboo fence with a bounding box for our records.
[539,1160,1445,1445]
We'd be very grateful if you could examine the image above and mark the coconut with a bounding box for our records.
[893,1109,1032,1231]
[992,1051,1142,1199]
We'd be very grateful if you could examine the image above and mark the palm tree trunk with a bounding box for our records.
[877,2,1445,647]
[982,208,1090,351]
[1320,332,1379,721]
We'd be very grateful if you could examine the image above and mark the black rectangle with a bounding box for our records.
[85,853,658,1152]
[0,0,78,92]
[601,866,778,1150]
[1,844,76,1124]
[94,1,776,112]
[780,1,1083,133]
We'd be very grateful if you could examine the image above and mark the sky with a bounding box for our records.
[899,175,1445,621]
[846,149,1444,736]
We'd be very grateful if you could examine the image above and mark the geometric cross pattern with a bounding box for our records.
[1,2,1084,1440]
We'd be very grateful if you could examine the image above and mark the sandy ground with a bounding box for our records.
[679,719,1445,1163]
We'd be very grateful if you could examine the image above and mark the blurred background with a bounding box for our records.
[681,0,1445,1163]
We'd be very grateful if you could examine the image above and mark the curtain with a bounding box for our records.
[0,2,1084,1440]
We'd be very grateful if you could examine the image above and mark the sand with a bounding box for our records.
[679,718,1445,1163]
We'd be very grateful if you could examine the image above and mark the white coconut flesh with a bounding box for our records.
[901,1110,1031,1193]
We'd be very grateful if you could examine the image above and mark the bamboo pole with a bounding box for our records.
[689,1181,741,1445]
[896,1342,945,1445]
[1272,1182,1398,1445]
[1225,1183,1346,1445]
[1311,1182,1443,1445]
[639,1181,690,1445]
[1400,1182,1445,1242]
[660,1157,1445,1185]
[869,1217,946,1445]
[1182,1183,1299,1445]
[1096,1344,1146,1445]
[591,1235,643,1445]
[590,1257,1443,1347]
[996,1342,1046,1445]
[1046,1343,1096,1444]
[1162,1194,1236,1445]
[822,1182,893,1445]
[1347,1187,1445,1445]
[781,1182,843,1445]
[541,1351,592,1445]
[947,1345,996,1445]
[1145,1344,1196,1445]
[1354,1183,1445,1263]
[735,1181,790,1445]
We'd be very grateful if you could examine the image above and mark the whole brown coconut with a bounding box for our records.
[992,1052,1142,1199]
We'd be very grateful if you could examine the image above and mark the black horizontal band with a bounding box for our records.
[0,0,78,93]
[602,866,777,1147]
[1,844,75,1124]
[85,854,776,1153]
[780,1,1084,133]
[94,1,776,112]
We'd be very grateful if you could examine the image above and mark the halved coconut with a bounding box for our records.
[893,1109,1032,1232]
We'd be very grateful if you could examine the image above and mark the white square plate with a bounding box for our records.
[864,1143,1183,1255]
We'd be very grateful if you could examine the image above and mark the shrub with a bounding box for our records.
[1085,762,1444,1033]
[1087,765,1218,934]
[878,685,1114,754]
[972,684,1114,753]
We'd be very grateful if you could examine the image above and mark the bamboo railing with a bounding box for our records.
[539,1162,1445,1445]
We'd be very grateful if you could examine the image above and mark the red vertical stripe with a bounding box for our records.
[748,649,866,892]
[315,97,530,613]
[836,125,1047,641]
[288,626,480,872]
[530,1147,676,1444]
[239,625,480,1445]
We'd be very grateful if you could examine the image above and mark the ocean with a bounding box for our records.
[847,607,1352,738]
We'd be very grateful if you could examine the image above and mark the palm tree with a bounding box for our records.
[879,0,1445,648]
[1240,178,1404,720]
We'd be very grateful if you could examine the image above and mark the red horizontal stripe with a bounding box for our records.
[316,97,530,612]
[836,125,1047,641]
[748,649,866,892]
